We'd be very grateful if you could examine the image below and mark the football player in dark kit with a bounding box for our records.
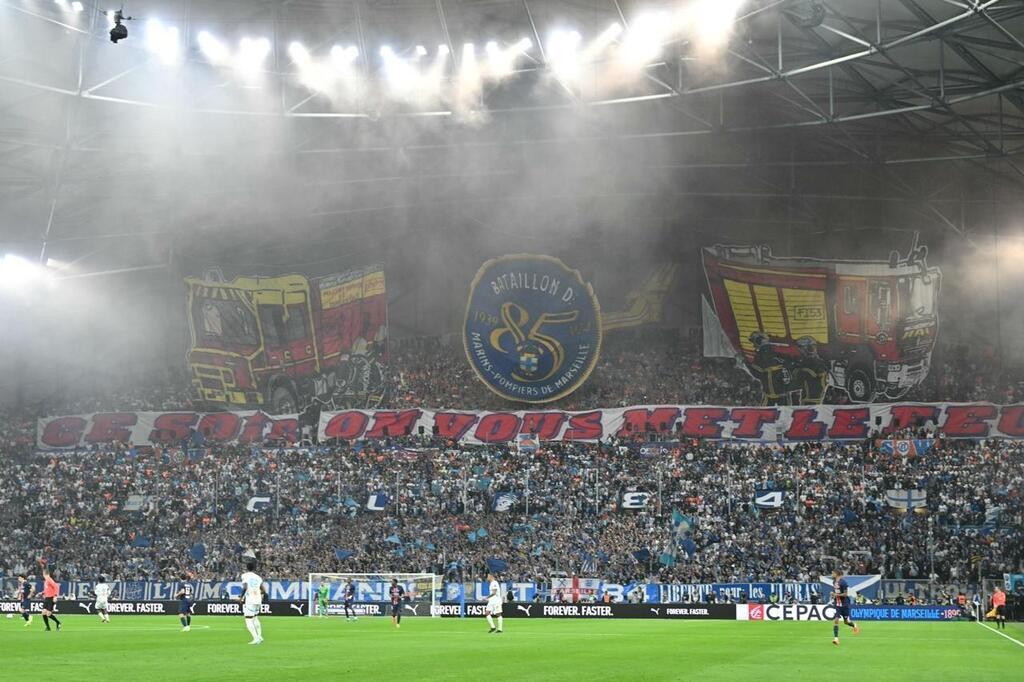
[389,578,405,629]
[831,570,860,645]
[176,576,194,631]
[344,579,357,621]
[17,574,34,626]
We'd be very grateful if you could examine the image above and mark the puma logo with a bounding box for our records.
[289,603,305,615]
[650,608,660,616]
[79,602,93,613]
[404,604,419,615]
[516,604,533,617]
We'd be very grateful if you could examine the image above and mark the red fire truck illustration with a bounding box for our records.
[702,244,940,403]
[185,267,387,414]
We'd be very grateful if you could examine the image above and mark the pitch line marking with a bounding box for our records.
[976,621,1024,648]
[32,625,215,632]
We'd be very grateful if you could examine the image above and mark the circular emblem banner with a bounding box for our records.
[463,254,602,403]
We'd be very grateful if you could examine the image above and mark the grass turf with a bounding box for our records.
[2,614,1021,680]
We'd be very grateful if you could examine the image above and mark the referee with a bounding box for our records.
[992,586,1007,630]
[41,568,62,632]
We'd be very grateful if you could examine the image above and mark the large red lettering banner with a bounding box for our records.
[34,404,1024,450]
[36,411,301,451]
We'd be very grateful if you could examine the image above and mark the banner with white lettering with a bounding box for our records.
[35,403,1024,450]
[737,603,963,622]
[317,403,1022,443]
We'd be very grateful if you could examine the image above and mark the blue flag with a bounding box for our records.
[189,543,206,562]
[335,549,355,560]
[486,558,508,573]
[633,548,651,563]
[385,534,401,545]
[366,493,389,511]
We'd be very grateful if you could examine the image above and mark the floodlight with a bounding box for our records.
[512,37,532,52]
[198,31,229,64]
[236,37,271,76]
[289,41,310,64]
[331,45,359,66]
[146,20,180,65]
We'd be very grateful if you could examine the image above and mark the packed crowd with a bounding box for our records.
[388,331,759,411]
[1,331,1022,593]
[0,434,1020,591]
[27,332,1024,420]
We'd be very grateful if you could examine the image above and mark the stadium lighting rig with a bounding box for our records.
[76,2,751,103]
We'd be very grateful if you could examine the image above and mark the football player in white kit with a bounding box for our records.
[238,559,267,645]
[93,576,112,623]
[485,573,503,634]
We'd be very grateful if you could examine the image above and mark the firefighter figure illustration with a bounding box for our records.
[792,336,829,405]
[747,331,830,406]
[749,331,791,405]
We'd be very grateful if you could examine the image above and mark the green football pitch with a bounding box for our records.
[2,615,1021,680]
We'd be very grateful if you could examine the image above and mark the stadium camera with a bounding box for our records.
[104,7,134,43]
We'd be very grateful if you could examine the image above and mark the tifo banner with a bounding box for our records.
[37,403,1024,449]
[702,242,940,405]
[185,264,387,414]
[36,410,300,450]
[463,254,602,404]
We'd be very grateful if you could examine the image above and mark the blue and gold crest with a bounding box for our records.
[464,254,602,403]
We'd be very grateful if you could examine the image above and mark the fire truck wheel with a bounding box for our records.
[269,385,298,414]
[845,368,874,403]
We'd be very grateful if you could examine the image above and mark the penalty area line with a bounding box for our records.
[44,625,215,632]
[975,621,1024,648]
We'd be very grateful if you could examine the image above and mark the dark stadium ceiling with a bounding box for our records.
[2,0,1024,274]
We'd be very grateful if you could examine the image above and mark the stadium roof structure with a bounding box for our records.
[2,0,1024,275]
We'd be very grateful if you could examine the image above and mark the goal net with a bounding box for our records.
[307,572,442,618]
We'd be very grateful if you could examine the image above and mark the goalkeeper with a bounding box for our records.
[317,583,330,618]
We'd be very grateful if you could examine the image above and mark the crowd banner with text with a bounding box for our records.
[35,402,1024,449]
[0,579,858,607]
